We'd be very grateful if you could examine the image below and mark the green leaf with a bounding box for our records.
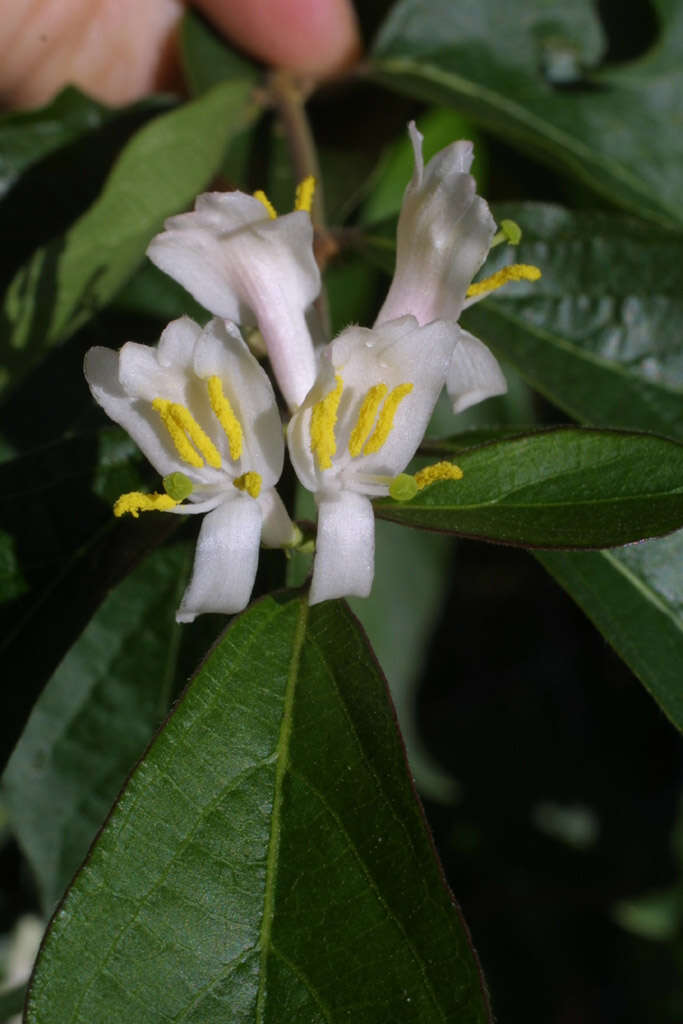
[180,10,259,96]
[0,982,27,1021]
[0,87,121,201]
[371,0,683,227]
[0,431,176,771]
[460,204,683,440]
[0,80,256,397]
[375,428,683,547]
[537,530,683,731]
[2,543,191,912]
[26,595,491,1023]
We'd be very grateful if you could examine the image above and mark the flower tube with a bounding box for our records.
[375,123,541,414]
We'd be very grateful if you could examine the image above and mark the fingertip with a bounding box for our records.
[193,0,362,77]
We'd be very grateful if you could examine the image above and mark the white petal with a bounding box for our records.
[147,227,245,322]
[156,315,203,371]
[147,197,321,409]
[176,496,262,622]
[84,346,182,479]
[193,319,284,486]
[310,491,375,604]
[375,124,495,327]
[329,319,459,477]
[447,328,508,413]
[259,488,298,548]
[287,353,338,493]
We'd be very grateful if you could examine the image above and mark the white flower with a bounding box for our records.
[146,187,320,412]
[287,315,460,604]
[375,122,539,414]
[84,316,296,622]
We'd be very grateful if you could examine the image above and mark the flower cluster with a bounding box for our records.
[85,123,539,621]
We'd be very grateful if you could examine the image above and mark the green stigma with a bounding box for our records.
[163,471,194,502]
[491,219,522,248]
[389,473,418,502]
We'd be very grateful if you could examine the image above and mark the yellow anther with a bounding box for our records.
[414,461,464,490]
[113,491,178,518]
[207,376,243,461]
[466,263,541,299]
[310,374,343,470]
[233,472,262,498]
[348,383,388,458]
[294,176,316,213]
[153,399,221,470]
[253,189,277,219]
[363,382,414,456]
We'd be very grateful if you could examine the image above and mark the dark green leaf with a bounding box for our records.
[421,425,541,454]
[0,431,176,771]
[537,530,683,731]
[0,80,256,397]
[2,543,191,911]
[0,982,26,1021]
[26,595,491,1023]
[371,0,683,227]
[375,428,683,547]
[0,87,118,201]
[180,10,259,96]
[461,204,683,440]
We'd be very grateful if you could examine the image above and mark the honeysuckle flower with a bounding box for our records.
[375,122,540,414]
[84,316,296,622]
[287,315,461,604]
[146,181,320,412]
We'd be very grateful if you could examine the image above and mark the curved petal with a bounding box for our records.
[375,123,495,327]
[327,319,459,477]
[447,328,508,413]
[147,227,245,323]
[156,315,203,371]
[147,196,321,410]
[259,488,298,548]
[83,347,182,479]
[176,496,262,622]
[310,491,375,604]
[193,319,284,486]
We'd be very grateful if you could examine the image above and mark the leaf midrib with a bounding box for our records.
[255,596,309,1022]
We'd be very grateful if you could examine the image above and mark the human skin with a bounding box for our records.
[0,0,361,109]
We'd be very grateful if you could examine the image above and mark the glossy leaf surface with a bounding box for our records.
[372,0,683,227]
[376,429,683,547]
[0,88,122,200]
[0,80,255,396]
[26,595,490,1024]
[537,530,683,731]
[2,544,190,912]
[461,204,683,440]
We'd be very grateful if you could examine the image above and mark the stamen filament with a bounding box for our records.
[363,382,414,455]
[466,263,541,299]
[253,189,277,219]
[310,375,343,471]
[207,376,243,461]
[348,383,388,457]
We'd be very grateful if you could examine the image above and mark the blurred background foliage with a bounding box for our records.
[1,1,682,1022]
